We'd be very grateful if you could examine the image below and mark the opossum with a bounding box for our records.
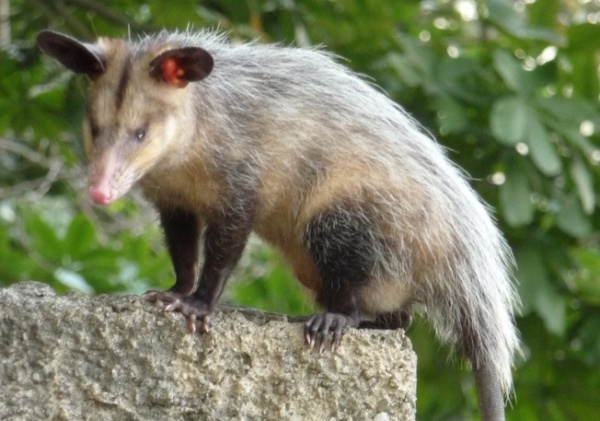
[37,29,520,421]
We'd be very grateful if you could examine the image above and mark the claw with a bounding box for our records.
[332,327,343,352]
[308,333,316,348]
[305,331,312,347]
[319,337,327,354]
[303,312,358,352]
[143,290,213,335]
[200,316,211,334]
[187,314,197,333]
[305,315,318,349]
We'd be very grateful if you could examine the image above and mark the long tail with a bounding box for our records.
[473,361,506,421]
[420,166,520,419]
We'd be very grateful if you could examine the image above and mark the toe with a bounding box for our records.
[186,313,197,333]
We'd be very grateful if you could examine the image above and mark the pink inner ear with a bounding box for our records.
[161,57,189,88]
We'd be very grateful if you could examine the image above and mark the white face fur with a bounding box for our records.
[78,39,213,205]
[83,56,170,204]
[36,31,214,205]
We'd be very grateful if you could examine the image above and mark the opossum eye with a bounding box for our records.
[88,118,100,143]
[133,128,146,143]
[90,123,99,140]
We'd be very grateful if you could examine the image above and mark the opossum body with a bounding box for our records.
[37,30,520,420]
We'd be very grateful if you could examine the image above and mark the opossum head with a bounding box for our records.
[36,31,214,205]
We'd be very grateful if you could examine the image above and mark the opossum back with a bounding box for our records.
[133,31,518,392]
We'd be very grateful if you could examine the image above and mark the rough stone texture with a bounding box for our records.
[0,282,416,421]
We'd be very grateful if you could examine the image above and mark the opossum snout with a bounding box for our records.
[89,183,117,206]
[87,149,130,206]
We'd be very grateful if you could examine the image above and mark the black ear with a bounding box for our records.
[149,47,214,88]
[36,30,105,76]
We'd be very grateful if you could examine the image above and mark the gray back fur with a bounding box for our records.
[134,30,520,394]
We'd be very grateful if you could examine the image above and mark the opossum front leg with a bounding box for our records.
[145,207,201,312]
[152,197,255,334]
[303,206,376,351]
[185,212,254,333]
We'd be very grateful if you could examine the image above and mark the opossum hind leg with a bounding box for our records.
[303,205,377,352]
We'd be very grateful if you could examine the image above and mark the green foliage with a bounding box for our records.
[2,0,600,420]
[227,243,315,316]
[0,195,171,293]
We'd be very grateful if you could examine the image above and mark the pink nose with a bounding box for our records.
[89,186,113,206]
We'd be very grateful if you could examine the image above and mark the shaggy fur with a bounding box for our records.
[38,29,520,420]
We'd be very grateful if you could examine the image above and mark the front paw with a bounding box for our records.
[304,312,360,352]
[144,290,212,334]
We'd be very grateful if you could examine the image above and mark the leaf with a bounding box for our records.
[547,122,597,155]
[487,0,563,43]
[399,36,435,79]
[54,268,94,294]
[77,249,122,274]
[437,56,477,83]
[534,96,599,124]
[64,214,97,259]
[570,52,600,99]
[567,23,600,53]
[556,195,592,238]
[526,114,562,176]
[570,155,595,214]
[515,246,566,336]
[571,249,600,304]
[499,159,534,227]
[492,98,562,175]
[528,0,561,29]
[435,95,467,134]
[494,56,556,96]
[577,315,600,365]
[490,96,529,145]
[387,52,422,87]
[493,50,528,92]
[25,214,63,262]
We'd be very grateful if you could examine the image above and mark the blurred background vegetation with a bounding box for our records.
[1,0,600,419]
